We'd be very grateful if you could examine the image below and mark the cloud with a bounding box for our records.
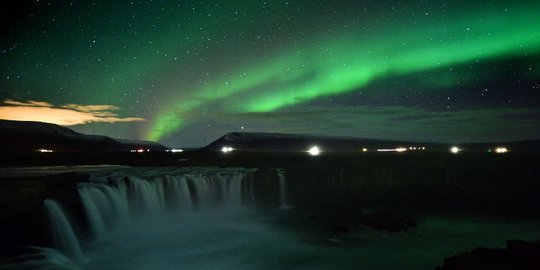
[3,99,53,107]
[0,99,144,126]
[62,104,119,112]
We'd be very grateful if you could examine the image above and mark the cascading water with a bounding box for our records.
[43,199,83,262]
[36,169,259,266]
[75,170,252,234]
[278,171,290,208]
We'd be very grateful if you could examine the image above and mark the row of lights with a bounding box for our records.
[165,149,184,153]
[130,149,149,153]
[451,146,509,154]
[220,145,510,156]
[376,146,426,152]
[34,145,510,155]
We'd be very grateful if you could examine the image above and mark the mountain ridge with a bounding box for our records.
[0,120,168,152]
[204,131,540,152]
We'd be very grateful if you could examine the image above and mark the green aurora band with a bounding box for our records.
[147,3,540,141]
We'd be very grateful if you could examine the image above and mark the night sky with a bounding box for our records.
[1,0,539,147]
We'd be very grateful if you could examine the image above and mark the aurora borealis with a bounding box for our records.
[1,1,540,146]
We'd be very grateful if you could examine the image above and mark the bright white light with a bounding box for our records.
[221,146,234,153]
[377,148,407,152]
[362,148,368,152]
[137,149,145,153]
[170,148,183,153]
[37,149,53,153]
[495,147,508,154]
[307,146,321,156]
[450,146,460,154]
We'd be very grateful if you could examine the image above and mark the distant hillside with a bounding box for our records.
[203,132,444,152]
[204,132,540,153]
[0,120,168,152]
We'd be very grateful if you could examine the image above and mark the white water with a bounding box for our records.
[43,200,83,262]
[278,172,290,208]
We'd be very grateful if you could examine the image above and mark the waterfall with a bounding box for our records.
[278,172,290,208]
[43,199,83,262]
[75,170,253,237]
[40,170,253,265]
[39,168,291,266]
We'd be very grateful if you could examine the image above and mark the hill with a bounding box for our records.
[203,132,443,152]
[0,120,168,152]
[203,132,540,153]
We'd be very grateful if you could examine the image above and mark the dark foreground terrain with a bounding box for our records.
[1,150,540,269]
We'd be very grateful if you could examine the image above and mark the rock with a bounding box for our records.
[0,173,88,259]
[435,240,540,270]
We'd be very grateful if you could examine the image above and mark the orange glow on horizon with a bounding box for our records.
[0,99,144,126]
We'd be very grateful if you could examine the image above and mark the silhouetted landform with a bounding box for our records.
[204,132,442,152]
[0,120,168,152]
[204,132,540,153]
[436,240,540,270]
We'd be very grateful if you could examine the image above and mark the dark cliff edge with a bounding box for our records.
[0,172,88,259]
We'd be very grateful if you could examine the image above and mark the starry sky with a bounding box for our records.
[1,0,540,147]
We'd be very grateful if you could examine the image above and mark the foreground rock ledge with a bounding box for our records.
[435,240,540,270]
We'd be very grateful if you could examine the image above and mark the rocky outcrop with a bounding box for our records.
[435,240,540,270]
[0,173,88,259]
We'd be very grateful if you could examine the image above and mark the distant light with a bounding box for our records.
[422,147,426,150]
[221,146,234,153]
[362,148,368,152]
[137,149,145,153]
[37,149,53,153]
[377,148,407,152]
[495,147,508,154]
[450,146,460,154]
[307,146,321,156]
[170,148,183,153]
